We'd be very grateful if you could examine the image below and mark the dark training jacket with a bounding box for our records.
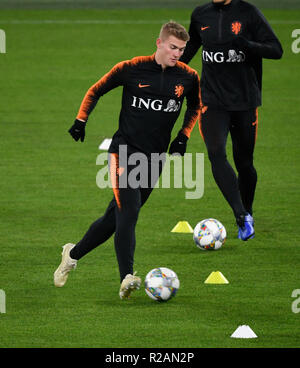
[181,0,283,111]
[77,54,201,154]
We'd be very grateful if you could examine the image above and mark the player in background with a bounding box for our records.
[181,0,283,240]
[54,22,201,299]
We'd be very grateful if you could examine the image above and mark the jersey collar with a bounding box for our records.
[212,0,239,11]
[153,52,179,71]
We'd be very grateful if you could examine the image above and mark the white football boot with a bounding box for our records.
[119,272,141,300]
[54,243,77,287]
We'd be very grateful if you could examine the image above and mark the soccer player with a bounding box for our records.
[181,0,283,240]
[54,21,201,299]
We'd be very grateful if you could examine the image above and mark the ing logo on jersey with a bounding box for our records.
[131,96,181,112]
[175,84,184,98]
[231,21,242,35]
[164,99,181,112]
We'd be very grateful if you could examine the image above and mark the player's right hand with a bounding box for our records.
[168,132,188,156]
[68,119,86,142]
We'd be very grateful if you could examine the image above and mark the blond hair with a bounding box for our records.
[159,21,190,42]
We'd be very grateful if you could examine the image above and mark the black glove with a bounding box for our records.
[232,36,251,51]
[168,132,188,156]
[68,119,86,142]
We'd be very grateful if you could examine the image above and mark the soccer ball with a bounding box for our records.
[193,218,226,250]
[145,267,180,301]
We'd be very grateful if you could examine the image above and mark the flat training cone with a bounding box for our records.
[231,325,257,339]
[204,271,229,284]
[171,221,194,233]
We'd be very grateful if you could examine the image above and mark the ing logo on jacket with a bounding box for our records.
[202,49,245,63]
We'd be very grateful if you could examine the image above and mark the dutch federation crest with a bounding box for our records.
[175,84,184,98]
[231,21,242,35]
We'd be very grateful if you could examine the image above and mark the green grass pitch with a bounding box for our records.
[0,7,300,348]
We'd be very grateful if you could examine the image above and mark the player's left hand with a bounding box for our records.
[168,132,188,156]
[232,36,250,50]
